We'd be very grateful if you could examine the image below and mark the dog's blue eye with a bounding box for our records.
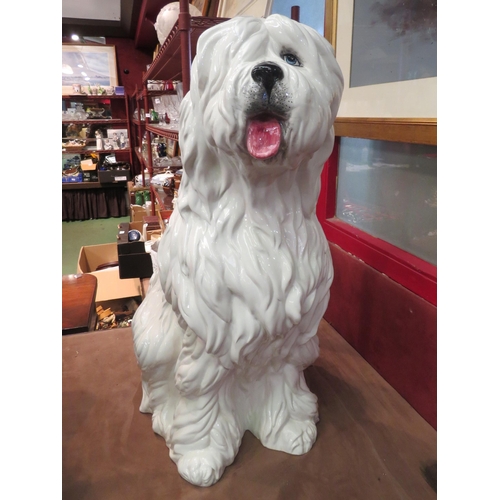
[282,53,301,66]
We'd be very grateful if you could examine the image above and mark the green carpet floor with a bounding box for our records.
[62,216,129,275]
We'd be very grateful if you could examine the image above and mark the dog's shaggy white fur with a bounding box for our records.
[132,14,343,487]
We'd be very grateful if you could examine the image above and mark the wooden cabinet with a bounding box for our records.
[62,94,133,181]
[62,94,133,220]
[130,86,183,215]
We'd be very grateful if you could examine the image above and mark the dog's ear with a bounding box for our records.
[191,17,264,103]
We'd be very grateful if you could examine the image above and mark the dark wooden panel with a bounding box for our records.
[324,242,437,429]
[62,274,98,334]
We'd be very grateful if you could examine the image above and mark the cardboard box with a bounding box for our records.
[120,221,145,235]
[130,205,147,222]
[119,220,162,242]
[80,159,96,171]
[77,243,142,302]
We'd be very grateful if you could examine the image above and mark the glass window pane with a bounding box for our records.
[334,137,437,265]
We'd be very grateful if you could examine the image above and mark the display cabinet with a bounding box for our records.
[130,86,183,216]
[62,94,133,176]
[130,0,228,217]
[62,93,133,220]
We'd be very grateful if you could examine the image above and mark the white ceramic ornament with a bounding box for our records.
[154,2,202,46]
[132,14,344,487]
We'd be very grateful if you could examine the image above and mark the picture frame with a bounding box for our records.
[106,129,129,150]
[217,0,272,18]
[331,0,437,120]
[62,44,119,95]
[106,128,128,139]
[166,138,178,157]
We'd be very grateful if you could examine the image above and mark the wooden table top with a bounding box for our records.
[62,320,437,498]
[62,273,97,334]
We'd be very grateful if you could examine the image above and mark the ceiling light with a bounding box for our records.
[71,34,80,41]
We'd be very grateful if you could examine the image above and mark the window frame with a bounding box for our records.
[317,118,437,305]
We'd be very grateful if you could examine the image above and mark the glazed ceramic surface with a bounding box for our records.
[132,14,343,487]
[154,2,202,46]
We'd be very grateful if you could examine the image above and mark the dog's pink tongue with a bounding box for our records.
[246,119,281,159]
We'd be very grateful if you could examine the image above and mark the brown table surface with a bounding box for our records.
[62,320,437,499]
[62,274,97,334]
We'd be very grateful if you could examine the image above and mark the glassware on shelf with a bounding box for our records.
[150,109,159,123]
[152,137,160,160]
[153,155,182,168]
[87,107,106,119]
[74,103,87,120]
[158,113,168,127]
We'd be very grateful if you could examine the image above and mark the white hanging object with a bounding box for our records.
[154,2,202,47]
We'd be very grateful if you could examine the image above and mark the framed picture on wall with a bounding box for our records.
[62,44,118,95]
[332,0,437,118]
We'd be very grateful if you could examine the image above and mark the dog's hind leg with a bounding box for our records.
[132,273,184,436]
[166,328,243,487]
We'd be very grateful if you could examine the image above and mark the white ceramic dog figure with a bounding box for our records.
[132,14,343,487]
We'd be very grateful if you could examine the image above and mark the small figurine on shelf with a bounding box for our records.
[95,129,103,150]
[66,122,81,138]
[112,133,119,149]
[119,133,126,149]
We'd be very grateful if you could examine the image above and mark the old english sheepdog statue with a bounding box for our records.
[132,14,344,487]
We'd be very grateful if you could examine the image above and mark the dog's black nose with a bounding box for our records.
[251,62,284,98]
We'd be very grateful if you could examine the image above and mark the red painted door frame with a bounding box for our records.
[318,138,437,306]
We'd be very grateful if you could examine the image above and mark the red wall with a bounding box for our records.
[105,37,153,96]
[324,242,437,429]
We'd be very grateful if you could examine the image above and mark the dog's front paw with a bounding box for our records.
[281,419,317,455]
[262,418,318,455]
[176,449,225,487]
